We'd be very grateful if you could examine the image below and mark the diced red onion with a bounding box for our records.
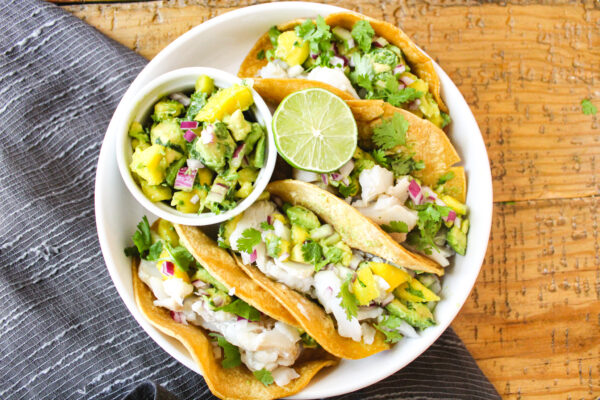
[321,174,328,185]
[216,182,228,189]
[237,316,248,321]
[267,215,273,225]
[333,42,340,56]
[187,158,204,169]
[192,279,209,289]
[444,210,457,223]
[170,311,188,324]
[161,261,175,276]
[408,99,421,110]
[249,249,257,263]
[201,124,215,144]
[212,296,224,308]
[342,177,350,186]
[183,129,196,142]
[330,173,342,181]
[231,143,246,169]
[338,160,354,178]
[180,121,199,129]
[174,167,197,191]
[408,180,424,205]
[398,82,406,90]
[400,76,415,86]
[169,92,191,107]
[393,64,406,75]
[206,182,228,203]
[311,53,318,60]
[326,286,334,296]
[381,293,395,307]
[372,41,383,48]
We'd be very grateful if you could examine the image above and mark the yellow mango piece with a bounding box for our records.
[275,31,310,67]
[130,144,167,185]
[171,191,200,214]
[235,181,254,199]
[394,280,440,303]
[196,168,214,186]
[368,262,411,292]
[157,219,179,246]
[291,225,309,245]
[156,249,189,282]
[164,148,183,165]
[353,266,380,306]
[140,180,172,202]
[194,84,254,123]
[280,239,291,257]
[394,282,422,303]
[409,279,440,302]
[271,213,288,225]
[440,195,467,215]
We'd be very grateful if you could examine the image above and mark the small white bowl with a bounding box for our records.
[115,67,276,226]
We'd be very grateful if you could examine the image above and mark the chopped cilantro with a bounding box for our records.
[441,112,452,128]
[386,87,423,107]
[256,49,265,60]
[267,26,281,46]
[127,216,152,257]
[265,234,281,258]
[260,221,274,231]
[163,242,194,271]
[372,113,409,150]
[338,179,358,198]
[236,228,262,253]
[301,332,318,348]
[253,368,274,386]
[389,153,424,176]
[407,203,451,254]
[371,149,389,168]
[374,315,405,343]
[337,274,358,320]
[302,240,322,265]
[294,16,333,64]
[582,98,597,116]
[382,221,409,233]
[217,299,261,322]
[209,333,241,369]
[323,246,344,265]
[437,171,455,185]
[350,53,374,91]
[146,241,163,261]
[351,20,374,53]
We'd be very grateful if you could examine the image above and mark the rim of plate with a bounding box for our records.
[95,2,493,399]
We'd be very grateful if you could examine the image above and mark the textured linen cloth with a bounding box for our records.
[0,1,500,399]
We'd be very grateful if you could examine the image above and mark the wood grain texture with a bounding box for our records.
[58,1,600,398]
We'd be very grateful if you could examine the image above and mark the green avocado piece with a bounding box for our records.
[150,119,186,152]
[191,122,235,172]
[153,99,185,121]
[385,299,435,329]
[192,267,229,293]
[446,225,467,255]
[286,206,320,230]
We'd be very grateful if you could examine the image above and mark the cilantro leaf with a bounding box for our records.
[236,228,262,253]
[441,112,451,128]
[337,274,358,320]
[437,171,455,185]
[260,221,274,231]
[371,149,389,168]
[267,26,281,46]
[301,332,318,348]
[389,153,424,177]
[163,242,194,271]
[147,241,163,261]
[253,368,274,386]
[582,98,597,116]
[217,299,261,322]
[387,87,423,107]
[265,234,281,258]
[374,315,405,343]
[350,53,374,91]
[130,216,152,256]
[372,113,409,150]
[295,16,332,61]
[351,20,374,52]
[301,240,322,265]
[382,221,409,233]
[209,333,242,369]
[338,179,358,198]
[407,203,451,254]
[256,49,265,60]
[324,246,344,264]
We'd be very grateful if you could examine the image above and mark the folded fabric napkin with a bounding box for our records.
[0,0,500,399]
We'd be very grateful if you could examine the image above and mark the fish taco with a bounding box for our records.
[239,12,449,128]
[126,217,337,400]
[218,181,445,360]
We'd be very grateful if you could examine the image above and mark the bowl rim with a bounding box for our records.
[114,66,277,226]
[95,2,493,398]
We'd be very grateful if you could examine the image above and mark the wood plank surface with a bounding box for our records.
[56,1,600,398]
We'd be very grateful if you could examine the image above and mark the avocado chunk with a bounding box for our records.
[446,225,467,255]
[128,121,149,143]
[385,299,435,329]
[153,99,184,121]
[250,135,266,168]
[190,122,235,172]
[225,109,252,141]
[192,267,229,292]
[150,119,186,152]
[286,206,320,230]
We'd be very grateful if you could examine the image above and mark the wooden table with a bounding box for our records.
[52,0,600,398]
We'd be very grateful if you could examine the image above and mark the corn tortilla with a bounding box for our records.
[132,260,337,400]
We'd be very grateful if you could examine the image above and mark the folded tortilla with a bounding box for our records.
[230,180,443,359]
[238,11,447,112]
[133,260,337,400]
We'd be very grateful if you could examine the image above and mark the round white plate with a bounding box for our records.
[94,2,493,399]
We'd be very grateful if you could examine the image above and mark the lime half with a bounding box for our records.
[272,88,357,173]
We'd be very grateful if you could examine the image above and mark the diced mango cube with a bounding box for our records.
[171,191,200,214]
[394,279,440,303]
[368,262,411,292]
[353,265,380,306]
[194,84,254,123]
[291,225,309,245]
[130,144,167,185]
[140,180,172,202]
[440,195,467,215]
[275,31,310,67]
[157,219,179,246]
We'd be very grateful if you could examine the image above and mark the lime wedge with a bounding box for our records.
[272,88,357,173]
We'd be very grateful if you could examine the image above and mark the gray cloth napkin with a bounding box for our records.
[0,0,500,399]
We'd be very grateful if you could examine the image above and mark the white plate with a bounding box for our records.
[95,2,493,398]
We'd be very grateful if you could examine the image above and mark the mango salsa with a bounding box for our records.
[394,279,440,303]
[353,265,380,305]
[130,144,167,186]
[368,262,411,292]
[194,84,254,123]
[275,31,310,67]
[156,249,189,282]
